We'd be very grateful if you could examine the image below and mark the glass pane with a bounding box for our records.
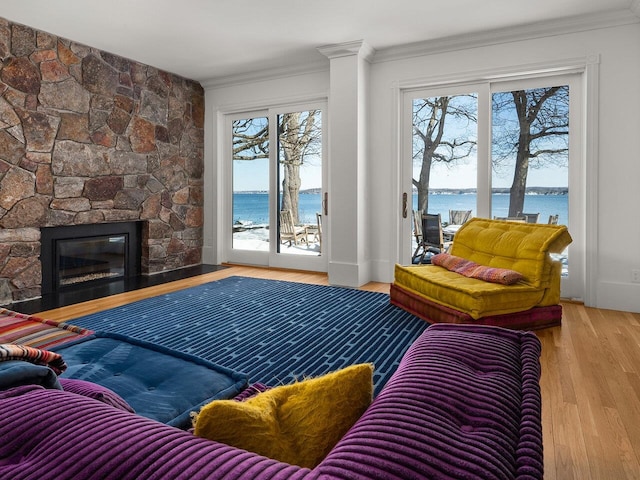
[491,85,569,274]
[411,94,478,262]
[231,117,269,251]
[277,110,322,256]
[58,235,125,286]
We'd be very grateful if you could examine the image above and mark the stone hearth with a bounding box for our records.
[0,18,205,304]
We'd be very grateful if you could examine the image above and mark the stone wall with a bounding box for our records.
[0,18,205,304]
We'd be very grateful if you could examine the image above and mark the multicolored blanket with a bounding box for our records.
[0,344,67,375]
[0,308,93,349]
[431,253,525,285]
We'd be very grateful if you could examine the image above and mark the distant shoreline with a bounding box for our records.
[234,187,568,195]
[428,187,568,195]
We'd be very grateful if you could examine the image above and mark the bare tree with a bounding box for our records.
[278,111,321,222]
[412,95,477,213]
[492,86,569,216]
[232,118,268,160]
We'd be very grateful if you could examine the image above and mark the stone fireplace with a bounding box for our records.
[0,18,205,305]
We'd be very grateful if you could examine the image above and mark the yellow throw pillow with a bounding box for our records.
[193,363,374,469]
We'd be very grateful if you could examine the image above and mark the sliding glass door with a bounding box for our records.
[225,103,327,271]
[402,74,583,299]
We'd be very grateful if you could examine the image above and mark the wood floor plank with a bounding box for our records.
[603,406,640,479]
[32,265,640,479]
[539,301,640,480]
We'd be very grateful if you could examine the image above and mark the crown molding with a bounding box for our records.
[373,8,640,64]
[201,8,638,90]
[202,41,375,89]
[201,58,328,89]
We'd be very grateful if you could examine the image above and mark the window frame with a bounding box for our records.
[222,101,328,272]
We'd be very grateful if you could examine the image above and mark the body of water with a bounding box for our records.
[233,192,568,226]
[233,193,322,226]
[426,193,568,225]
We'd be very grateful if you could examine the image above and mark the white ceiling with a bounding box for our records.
[1,0,638,85]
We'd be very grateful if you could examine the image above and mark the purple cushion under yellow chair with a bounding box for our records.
[392,217,572,329]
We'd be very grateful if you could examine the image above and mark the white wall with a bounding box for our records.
[586,24,640,311]
[204,20,640,312]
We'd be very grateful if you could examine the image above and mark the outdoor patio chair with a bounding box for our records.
[305,213,323,252]
[413,213,449,264]
[412,209,424,261]
[448,209,472,225]
[548,214,559,225]
[517,212,540,223]
[279,210,307,246]
[446,209,472,242]
[315,213,323,252]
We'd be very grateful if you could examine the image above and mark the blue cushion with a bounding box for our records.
[0,360,62,390]
[53,332,248,428]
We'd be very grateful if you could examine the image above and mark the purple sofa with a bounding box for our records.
[0,324,543,480]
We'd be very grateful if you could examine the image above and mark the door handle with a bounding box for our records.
[323,192,328,216]
[402,193,408,218]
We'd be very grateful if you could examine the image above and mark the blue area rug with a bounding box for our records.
[68,276,427,395]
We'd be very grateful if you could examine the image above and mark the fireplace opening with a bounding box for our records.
[58,234,126,286]
[41,222,142,295]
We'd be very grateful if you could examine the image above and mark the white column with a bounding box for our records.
[318,40,375,287]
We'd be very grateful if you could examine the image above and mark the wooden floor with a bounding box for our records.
[37,265,640,480]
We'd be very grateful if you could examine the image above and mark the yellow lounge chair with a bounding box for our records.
[391,217,572,330]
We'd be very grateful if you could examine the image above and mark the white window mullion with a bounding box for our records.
[476,83,492,218]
